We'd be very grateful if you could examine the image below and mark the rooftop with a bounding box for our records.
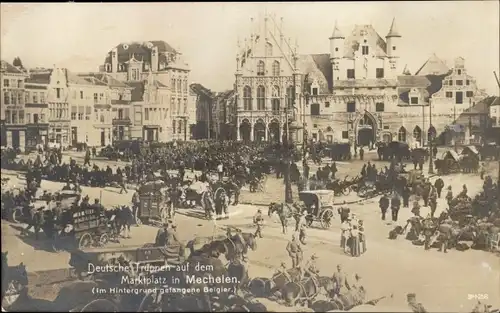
[0,60,25,75]
[415,54,450,76]
[103,40,177,67]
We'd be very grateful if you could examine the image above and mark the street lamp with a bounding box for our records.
[428,99,434,175]
[284,116,302,204]
[302,91,310,184]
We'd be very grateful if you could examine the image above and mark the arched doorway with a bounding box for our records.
[268,119,280,143]
[413,126,422,144]
[254,119,266,142]
[398,126,407,142]
[239,119,251,142]
[357,113,377,147]
[428,125,437,143]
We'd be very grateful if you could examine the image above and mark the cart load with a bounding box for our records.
[298,190,335,229]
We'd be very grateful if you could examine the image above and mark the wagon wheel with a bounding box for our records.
[341,186,351,196]
[80,299,120,312]
[98,233,109,247]
[320,209,334,229]
[11,207,22,223]
[137,289,164,312]
[78,233,93,249]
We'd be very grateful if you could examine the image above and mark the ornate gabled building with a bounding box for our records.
[235,14,491,148]
[235,15,303,142]
[100,40,192,142]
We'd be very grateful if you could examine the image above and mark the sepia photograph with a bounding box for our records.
[1,1,499,312]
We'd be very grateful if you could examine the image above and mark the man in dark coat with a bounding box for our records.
[390,193,401,222]
[359,146,364,161]
[338,202,350,223]
[434,177,444,198]
[402,186,410,208]
[379,193,390,221]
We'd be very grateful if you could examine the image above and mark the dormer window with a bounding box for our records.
[159,62,165,70]
[112,52,116,58]
[410,97,419,104]
[362,46,369,55]
[457,69,461,75]
[144,63,150,70]
[312,87,318,96]
[119,64,124,71]
[393,46,396,51]
[105,64,111,72]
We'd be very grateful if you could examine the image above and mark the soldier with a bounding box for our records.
[480,162,486,180]
[445,186,453,207]
[458,184,468,198]
[253,209,264,238]
[407,293,428,313]
[402,185,411,208]
[434,177,444,198]
[411,200,421,217]
[286,233,303,268]
[429,187,438,218]
[302,254,319,279]
[359,146,364,161]
[350,225,360,257]
[338,201,350,223]
[296,210,308,245]
[132,188,140,225]
[92,146,97,158]
[390,192,401,222]
[379,193,390,221]
[332,264,350,296]
[83,149,91,167]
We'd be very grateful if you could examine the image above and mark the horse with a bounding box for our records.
[280,273,333,307]
[209,232,257,262]
[1,252,29,311]
[268,202,300,234]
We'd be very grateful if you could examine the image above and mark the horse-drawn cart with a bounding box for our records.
[299,190,335,229]
[51,204,110,252]
[138,180,166,225]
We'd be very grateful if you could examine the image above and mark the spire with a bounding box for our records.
[329,20,344,39]
[386,17,401,38]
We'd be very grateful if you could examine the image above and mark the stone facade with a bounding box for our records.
[235,15,491,147]
[235,15,304,143]
[1,60,28,150]
[490,97,500,128]
[101,41,192,142]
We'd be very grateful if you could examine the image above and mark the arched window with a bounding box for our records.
[257,61,265,76]
[272,61,280,76]
[326,126,333,132]
[243,86,252,110]
[286,86,294,109]
[257,85,266,110]
[413,126,422,143]
[398,126,407,142]
[271,85,280,114]
[265,42,273,57]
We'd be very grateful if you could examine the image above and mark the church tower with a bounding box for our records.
[385,18,402,78]
[329,21,345,81]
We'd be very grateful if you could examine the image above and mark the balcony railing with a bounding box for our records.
[112,117,132,125]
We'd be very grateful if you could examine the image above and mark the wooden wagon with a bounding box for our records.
[298,190,335,229]
[435,150,462,175]
[138,180,166,225]
[52,206,109,252]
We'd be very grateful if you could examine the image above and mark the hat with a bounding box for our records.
[311,254,318,260]
[407,293,416,298]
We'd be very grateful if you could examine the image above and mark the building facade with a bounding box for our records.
[100,40,192,142]
[1,60,28,150]
[24,75,49,150]
[490,97,500,128]
[235,15,303,142]
[235,15,490,147]
[190,83,214,139]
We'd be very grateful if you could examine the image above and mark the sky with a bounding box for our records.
[1,2,499,94]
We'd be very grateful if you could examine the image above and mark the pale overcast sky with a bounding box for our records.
[1,2,499,94]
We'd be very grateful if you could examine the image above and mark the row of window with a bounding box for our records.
[310,125,426,142]
[144,107,169,121]
[309,102,385,115]
[345,68,385,79]
[25,91,46,104]
[4,110,25,124]
[171,78,189,93]
[172,119,186,134]
[256,60,281,77]
[49,108,68,120]
[242,85,294,110]
[444,91,474,104]
[443,79,470,86]
[170,97,188,114]
[3,79,24,88]
[3,91,23,105]
[71,90,105,101]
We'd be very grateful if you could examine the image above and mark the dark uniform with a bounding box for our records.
[338,205,350,223]
[429,188,438,218]
[434,178,444,198]
[445,186,453,207]
[379,194,390,220]
[359,147,364,161]
[390,194,401,222]
[286,235,302,268]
